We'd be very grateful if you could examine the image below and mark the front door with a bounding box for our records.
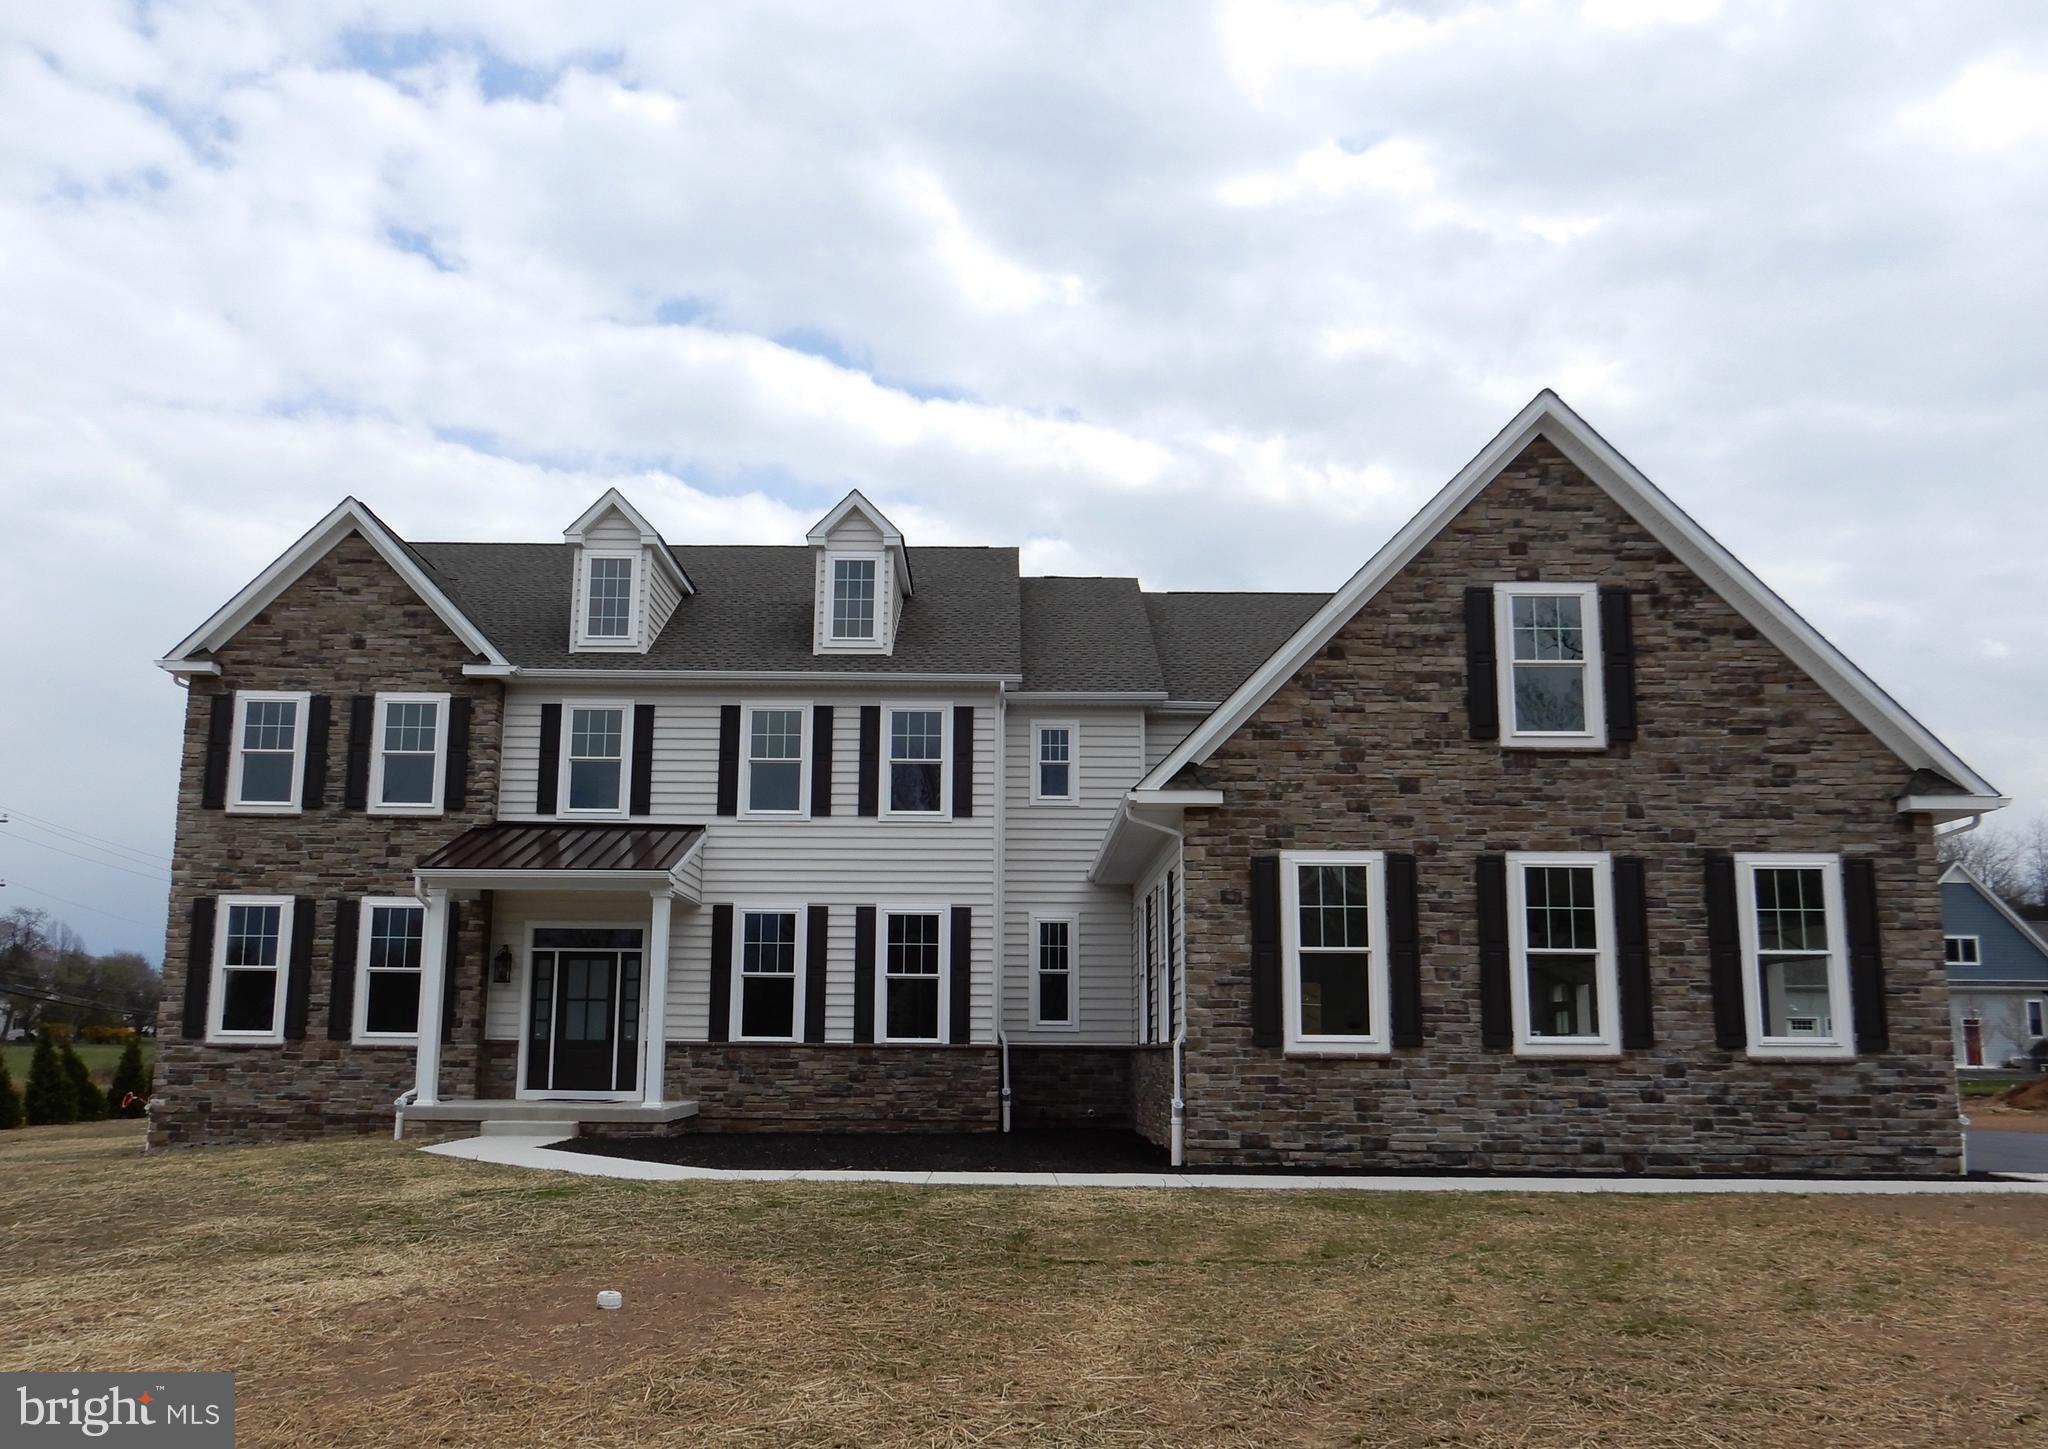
[1963,1017,1984,1068]
[524,928,643,1095]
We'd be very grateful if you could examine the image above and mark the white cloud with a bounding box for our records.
[1902,53,2048,151]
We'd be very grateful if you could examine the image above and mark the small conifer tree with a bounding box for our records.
[24,1032,75,1126]
[109,1038,151,1118]
[60,1040,104,1121]
[0,1052,22,1129]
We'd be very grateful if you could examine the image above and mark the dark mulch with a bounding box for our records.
[548,1128,1171,1173]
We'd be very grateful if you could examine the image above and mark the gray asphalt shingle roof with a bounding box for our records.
[1142,591,1329,703]
[1018,577,1166,693]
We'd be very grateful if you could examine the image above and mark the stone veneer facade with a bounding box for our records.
[1170,438,1961,1175]
[662,1046,1001,1131]
[151,533,502,1148]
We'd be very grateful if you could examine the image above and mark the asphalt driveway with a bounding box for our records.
[1966,1128,2048,1175]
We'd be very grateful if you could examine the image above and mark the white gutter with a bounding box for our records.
[486,667,1026,686]
[994,679,1012,1133]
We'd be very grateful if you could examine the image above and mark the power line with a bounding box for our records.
[0,880,161,932]
[0,833,170,884]
[0,806,172,867]
[2,816,173,874]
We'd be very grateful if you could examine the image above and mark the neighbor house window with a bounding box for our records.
[733,909,801,1041]
[208,895,293,1044]
[227,691,310,813]
[1493,583,1606,749]
[1032,916,1076,1029]
[354,898,424,1042]
[1508,853,1619,1056]
[886,706,947,815]
[1033,722,1075,803]
[582,553,636,643]
[1279,851,1389,1054]
[743,705,807,815]
[1735,854,1853,1059]
[2027,999,2045,1040]
[830,556,879,641]
[880,909,944,1041]
[370,693,448,813]
[1944,936,1980,967]
[561,704,629,813]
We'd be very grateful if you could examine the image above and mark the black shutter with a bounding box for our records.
[302,695,331,809]
[1600,586,1638,743]
[1476,855,1511,1050]
[804,905,829,1043]
[952,706,974,818]
[716,705,740,817]
[328,898,359,1042]
[344,696,374,810]
[181,896,216,1039]
[949,905,972,1043]
[853,905,877,1042]
[200,695,233,809]
[441,902,460,1044]
[1249,855,1281,1047]
[1704,854,1747,1049]
[284,896,315,1041]
[1463,586,1500,741]
[630,703,656,816]
[1844,858,1889,1052]
[535,703,561,814]
[443,696,472,812]
[811,705,834,817]
[1615,856,1653,1050]
[857,706,880,817]
[707,904,733,1043]
[1387,852,1424,1048]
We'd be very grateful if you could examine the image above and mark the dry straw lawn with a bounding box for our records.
[5,1121,2047,1448]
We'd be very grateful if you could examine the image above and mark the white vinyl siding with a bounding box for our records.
[1142,712,1201,773]
[646,551,683,643]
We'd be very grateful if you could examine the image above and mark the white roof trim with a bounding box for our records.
[807,488,912,595]
[1900,793,2009,818]
[1139,389,2002,800]
[1940,863,2048,959]
[159,498,511,670]
[562,488,693,595]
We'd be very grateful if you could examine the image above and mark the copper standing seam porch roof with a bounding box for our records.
[418,823,705,874]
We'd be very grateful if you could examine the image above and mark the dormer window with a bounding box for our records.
[562,489,693,654]
[809,490,911,656]
[831,557,879,641]
[585,556,635,640]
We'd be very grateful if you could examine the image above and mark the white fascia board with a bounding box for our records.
[1087,799,1184,885]
[160,498,511,670]
[1900,794,2010,815]
[501,668,1021,685]
[1944,862,2048,958]
[413,867,681,892]
[1128,788,1224,807]
[461,662,521,678]
[155,657,222,676]
[1007,690,1170,703]
[1138,389,2002,801]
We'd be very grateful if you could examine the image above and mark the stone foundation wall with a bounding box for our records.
[1130,1047,1174,1149]
[1007,1045,1132,1127]
[664,1044,1001,1132]
[1172,438,1963,1176]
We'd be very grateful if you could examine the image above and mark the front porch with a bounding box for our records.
[400,1096,700,1139]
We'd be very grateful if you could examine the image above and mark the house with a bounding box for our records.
[149,391,2006,1174]
[1941,864,2048,1069]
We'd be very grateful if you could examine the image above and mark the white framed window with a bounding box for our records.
[1493,583,1606,749]
[884,704,950,817]
[369,692,449,814]
[1943,935,1980,967]
[226,690,311,813]
[1735,854,1854,1060]
[1031,914,1077,1029]
[574,549,643,649]
[731,907,804,1042]
[354,897,425,1043]
[878,907,947,1042]
[1279,851,1390,1055]
[2026,999,2044,1040]
[1508,852,1620,1057]
[829,555,880,642]
[559,701,632,815]
[742,704,808,817]
[1032,721,1077,804]
[207,894,294,1044]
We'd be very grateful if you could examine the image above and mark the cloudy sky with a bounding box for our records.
[2,0,2043,959]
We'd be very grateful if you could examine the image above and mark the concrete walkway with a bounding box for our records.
[423,1133,2048,1194]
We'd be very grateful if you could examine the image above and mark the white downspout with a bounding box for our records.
[1165,828,1187,1169]
[994,679,1012,1132]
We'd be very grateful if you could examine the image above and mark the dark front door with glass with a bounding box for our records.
[525,928,643,1094]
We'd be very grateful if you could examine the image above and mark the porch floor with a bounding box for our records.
[404,1099,700,1125]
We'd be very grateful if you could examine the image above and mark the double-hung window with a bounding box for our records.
[2027,999,2045,1041]
[370,693,448,813]
[561,703,630,814]
[578,552,639,647]
[354,898,425,1042]
[208,895,294,1043]
[1279,851,1389,1054]
[830,557,879,642]
[880,908,944,1042]
[733,908,802,1041]
[743,705,807,816]
[1494,583,1606,749]
[228,691,310,813]
[1735,854,1853,1059]
[1033,722,1075,804]
[1943,936,1980,967]
[1032,915,1076,1029]
[885,706,947,816]
[1507,853,1620,1056]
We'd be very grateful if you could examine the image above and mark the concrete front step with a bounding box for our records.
[405,1098,699,1125]
[480,1119,580,1138]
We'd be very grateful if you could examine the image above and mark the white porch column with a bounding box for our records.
[642,891,673,1106]
[413,888,450,1106]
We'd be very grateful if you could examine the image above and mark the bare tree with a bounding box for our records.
[1938,812,2048,910]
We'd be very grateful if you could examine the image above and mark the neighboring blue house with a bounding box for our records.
[1942,864,2048,1068]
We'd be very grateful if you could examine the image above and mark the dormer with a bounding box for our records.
[809,490,913,655]
[565,489,694,654]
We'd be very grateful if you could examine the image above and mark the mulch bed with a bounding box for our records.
[549,1128,1171,1172]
